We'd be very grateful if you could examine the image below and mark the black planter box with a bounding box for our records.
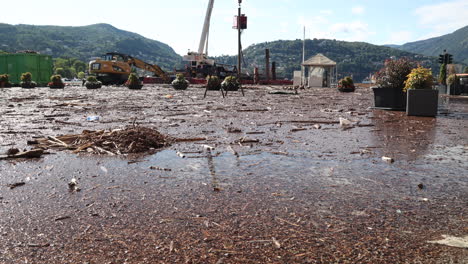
[447,84,461,95]
[85,83,102,89]
[406,89,438,117]
[372,87,406,110]
[127,84,143,90]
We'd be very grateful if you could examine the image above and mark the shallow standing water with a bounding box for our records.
[0,85,467,263]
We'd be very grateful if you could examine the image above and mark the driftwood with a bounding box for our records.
[0,149,44,160]
[34,127,170,155]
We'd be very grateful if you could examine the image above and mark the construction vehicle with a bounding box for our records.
[89,52,170,85]
[183,0,237,78]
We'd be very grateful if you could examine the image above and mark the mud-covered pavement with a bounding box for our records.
[0,85,467,263]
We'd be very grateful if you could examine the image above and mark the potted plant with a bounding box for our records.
[171,73,189,90]
[337,76,355,92]
[405,66,438,117]
[125,73,143,90]
[0,74,12,88]
[221,75,240,91]
[206,75,221,90]
[85,76,102,89]
[20,72,37,88]
[48,75,65,89]
[447,74,461,95]
[372,58,416,110]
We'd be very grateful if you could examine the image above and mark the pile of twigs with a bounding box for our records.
[33,127,171,155]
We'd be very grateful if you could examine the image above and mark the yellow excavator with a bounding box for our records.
[88,52,170,85]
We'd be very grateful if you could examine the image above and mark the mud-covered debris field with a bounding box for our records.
[0,85,467,263]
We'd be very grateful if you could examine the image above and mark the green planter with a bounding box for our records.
[127,84,143,90]
[21,82,37,89]
[172,81,189,90]
[85,82,102,89]
[49,83,65,89]
[406,89,438,117]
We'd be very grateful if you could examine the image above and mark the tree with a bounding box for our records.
[73,61,87,73]
[77,72,85,79]
[464,66,468,73]
[439,63,447,85]
[55,67,66,77]
[53,57,86,78]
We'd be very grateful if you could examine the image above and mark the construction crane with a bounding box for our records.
[89,52,170,85]
[183,0,236,78]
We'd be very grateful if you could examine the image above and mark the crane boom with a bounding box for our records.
[198,0,215,55]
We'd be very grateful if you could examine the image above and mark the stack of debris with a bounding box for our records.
[32,127,171,155]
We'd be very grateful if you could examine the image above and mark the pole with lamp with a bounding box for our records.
[234,0,246,96]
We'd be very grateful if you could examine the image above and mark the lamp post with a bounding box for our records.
[237,0,245,96]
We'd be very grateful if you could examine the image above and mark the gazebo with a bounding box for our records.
[302,53,337,88]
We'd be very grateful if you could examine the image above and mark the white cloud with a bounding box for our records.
[279,22,289,33]
[415,0,468,34]
[297,16,374,42]
[351,6,365,15]
[329,21,375,41]
[320,10,334,15]
[387,31,414,44]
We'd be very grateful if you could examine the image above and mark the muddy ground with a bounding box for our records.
[0,85,467,264]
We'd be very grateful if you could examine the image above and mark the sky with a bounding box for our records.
[1,0,467,56]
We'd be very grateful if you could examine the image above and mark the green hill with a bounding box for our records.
[0,23,182,70]
[215,39,438,81]
[397,26,468,65]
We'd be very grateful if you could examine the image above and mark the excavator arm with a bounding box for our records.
[130,57,170,83]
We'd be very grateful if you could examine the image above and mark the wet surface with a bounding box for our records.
[0,85,467,263]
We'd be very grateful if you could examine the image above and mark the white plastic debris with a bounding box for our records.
[339,117,354,129]
[382,156,395,163]
[428,235,468,249]
[203,145,215,151]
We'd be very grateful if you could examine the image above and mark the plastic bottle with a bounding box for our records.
[86,116,100,122]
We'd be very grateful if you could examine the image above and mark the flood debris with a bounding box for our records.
[427,235,468,249]
[0,149,44,160]
[6,148,20,155]
[203,144,215,151]
[238,137,260,144]
[34,127,170,155]
[149,166,172,171]
[7,182,26,189]
[68,178,80,192]
[54,216,71,221]
[382,156,395,163]
[339,117,355,129]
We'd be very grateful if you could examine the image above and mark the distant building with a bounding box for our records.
[301,53,337,88]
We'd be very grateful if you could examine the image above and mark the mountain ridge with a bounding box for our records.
[388,26,468,64]
[0,23,182,70]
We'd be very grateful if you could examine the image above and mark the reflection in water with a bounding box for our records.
[206,150,220,191]
[371,110,437,161]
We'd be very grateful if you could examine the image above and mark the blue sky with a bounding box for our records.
[2,0,467,56]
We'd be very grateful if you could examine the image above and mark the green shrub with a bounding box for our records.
[0,74,9,82]
[206,75,221,90]
[404,66,433,91]
[87,76,98,83]
[50,74,63,84]
[221,75,240,91]
[0,74,11,87]
[171,74,189,90]
[21,72,33,82]
[447,74,459,86]
[126,73,141,86]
